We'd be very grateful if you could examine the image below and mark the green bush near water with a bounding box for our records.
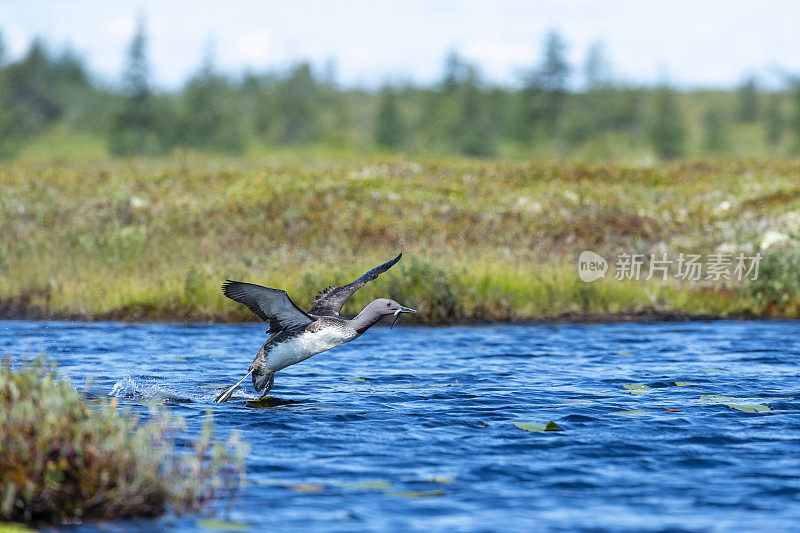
[0,357,246,524]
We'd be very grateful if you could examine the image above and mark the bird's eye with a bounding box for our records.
[387,303,391,307]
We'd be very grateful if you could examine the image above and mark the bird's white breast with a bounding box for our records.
[266,326,355,372]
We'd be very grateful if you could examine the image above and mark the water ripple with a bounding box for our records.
[3,319,800,532]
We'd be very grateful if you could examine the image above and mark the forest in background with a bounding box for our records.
[1,22,799,163]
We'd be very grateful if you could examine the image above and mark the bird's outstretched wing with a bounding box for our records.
[308,253,402,317]
[222,280,313,334]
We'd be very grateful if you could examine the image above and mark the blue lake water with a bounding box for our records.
[3,320,800,532]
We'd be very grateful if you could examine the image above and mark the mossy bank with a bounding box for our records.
[1,155,799,323]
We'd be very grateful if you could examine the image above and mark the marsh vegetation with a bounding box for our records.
[0,156,798,323]
[0,356,245,524]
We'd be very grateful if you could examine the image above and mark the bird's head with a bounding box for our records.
[370,298,416,329]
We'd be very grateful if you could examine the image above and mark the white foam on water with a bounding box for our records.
[109,375,190,401]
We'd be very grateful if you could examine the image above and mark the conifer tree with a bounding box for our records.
[374,85,403,148]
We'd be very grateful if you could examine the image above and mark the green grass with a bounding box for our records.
[0,155,799,323]
[0,356,246,523]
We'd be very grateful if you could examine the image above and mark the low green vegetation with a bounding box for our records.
[0,156,798,322]
[0,357,245,523]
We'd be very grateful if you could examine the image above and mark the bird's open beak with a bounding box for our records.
[389,306,416,330]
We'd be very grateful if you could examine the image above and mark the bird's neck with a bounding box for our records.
[351,308,385,334]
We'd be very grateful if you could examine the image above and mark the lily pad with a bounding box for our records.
[288,483,324,493]
[726,404,770,413]
[343,377,370,382]
[617,351,635,356]
[623,383,651,390]
[698,395,746,404]
[343,480,393,490]
[389,489,445,498]
[674,381,702,387]
[514,421,561,432]
[196,519,249,531]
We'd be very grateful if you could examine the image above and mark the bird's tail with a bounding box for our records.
[213,370,253,403]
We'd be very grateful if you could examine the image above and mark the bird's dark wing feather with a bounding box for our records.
[308,253,402,317]
[222,280,313,333]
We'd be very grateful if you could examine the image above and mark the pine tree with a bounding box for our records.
[277,63,319,144]
[441,50,467,94]
[109,18,159,155]
[0,39,91,157]
[584,40,610,91]
[763,93,784,147]
[174,42,245,153]
[514,29,570,144]
[454,67,495,157]
[374,86,403,148]
[737,76,759,122]
[702,104,729,153]
[792,81,800,152]
[649,84,686,160]
[539,30,570,134]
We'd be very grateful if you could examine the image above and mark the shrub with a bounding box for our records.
[0,356,246,524]
[738,249,800,314]
[389,257,464,323]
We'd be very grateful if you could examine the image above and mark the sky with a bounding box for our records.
[0,0,798,90]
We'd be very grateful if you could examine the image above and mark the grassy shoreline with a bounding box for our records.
[1,155,799,324]
[0,298,781,325]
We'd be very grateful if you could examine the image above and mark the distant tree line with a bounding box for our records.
[1,23,799,161]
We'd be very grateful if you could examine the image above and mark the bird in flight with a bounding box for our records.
[214,253,415,402]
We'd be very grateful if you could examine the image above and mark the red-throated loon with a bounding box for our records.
[214,253,415,402]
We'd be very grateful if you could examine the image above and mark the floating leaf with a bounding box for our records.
[699,394,737,399]
[288,483,324,493]
[514,421,561,432]
[674,382,702,387]
[726,404,770,413]
[618,351,635,356]
[343,377,369,382]
[389,489,445,498]
[612,410,650,415]
[346,480,393,490]
[196,519,249,531]
[698,395,743,404]
[623,383,650,390]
